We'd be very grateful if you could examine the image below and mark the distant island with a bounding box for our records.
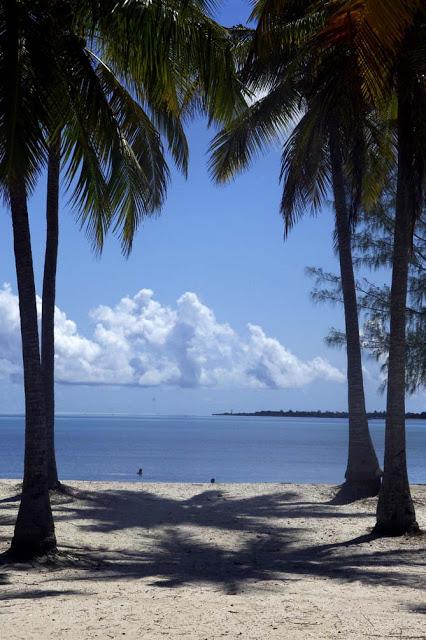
[213,410,426,419]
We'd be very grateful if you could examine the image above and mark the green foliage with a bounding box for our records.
[212,0,425,398]
[0,0,244,254]
[209,0,382,235]
[307,195,426,393]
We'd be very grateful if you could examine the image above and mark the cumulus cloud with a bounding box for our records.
[0,284,344,389]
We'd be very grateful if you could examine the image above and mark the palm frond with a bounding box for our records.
[0,2,51,197]
[209,78,302,183]
[280,107,330,234]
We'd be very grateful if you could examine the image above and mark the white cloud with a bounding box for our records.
[0,284,344,389]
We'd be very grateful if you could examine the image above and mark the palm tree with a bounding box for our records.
[0,0,56,557]
[372,17,424,534]
[319,0,425,534]
[39,0,244,491]
[1,0,243,557]
[42,135,61,490]
[210,0,382,499]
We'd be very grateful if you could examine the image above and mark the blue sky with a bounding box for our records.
[0,1,422,415]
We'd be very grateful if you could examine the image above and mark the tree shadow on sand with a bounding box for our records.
[0,588,87,602]
[30,486,426,595]
[0,572,10,585]
[0,567,85,603]
[51,487,375,534]
[56,528,424,596]
[0,485,424,597]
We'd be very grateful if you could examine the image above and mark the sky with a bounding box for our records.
[0,1,423,415]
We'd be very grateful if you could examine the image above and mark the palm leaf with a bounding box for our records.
[209,78,302,183]
[280,108,330,234]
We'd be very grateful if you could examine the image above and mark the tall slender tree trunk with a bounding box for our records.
[329,130,382,498]
[375,73,419,535]
[42,134,61,490]
[8,178,56,560]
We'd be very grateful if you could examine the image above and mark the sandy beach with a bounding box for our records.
[0,481,425,639]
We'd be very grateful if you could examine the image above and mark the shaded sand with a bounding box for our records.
[0,482,425,639]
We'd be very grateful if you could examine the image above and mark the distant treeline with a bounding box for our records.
[213,410,426,419]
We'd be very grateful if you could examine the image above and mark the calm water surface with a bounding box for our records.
[0,415,424,484]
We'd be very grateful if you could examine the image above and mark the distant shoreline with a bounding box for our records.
[213,410,426,419]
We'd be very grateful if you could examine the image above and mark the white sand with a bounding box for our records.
[0,481,425,639]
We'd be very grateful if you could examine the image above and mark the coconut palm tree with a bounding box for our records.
[1,0,243,557]
[39,0,244,491]
[210,0,382,499]
[0,0,57,557]
[318,0,425,534]
[42,135,61,490]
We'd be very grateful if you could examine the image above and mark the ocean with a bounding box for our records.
[0,414,424,484]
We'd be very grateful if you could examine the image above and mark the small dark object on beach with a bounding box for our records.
[210,478,215,484]
[137,468,143,476]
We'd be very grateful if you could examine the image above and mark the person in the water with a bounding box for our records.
[137,468,143,476]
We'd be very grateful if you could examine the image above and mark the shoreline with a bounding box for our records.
[2,478,426,490]
[1,478,426,486]
[213,411,426,419]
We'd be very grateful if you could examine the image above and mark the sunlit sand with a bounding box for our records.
[1,482,424,639]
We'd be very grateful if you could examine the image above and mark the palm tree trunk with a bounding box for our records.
[8,177,56,560]
[375,74,419,535]
[42,134,61,491]
[329,130,382,498]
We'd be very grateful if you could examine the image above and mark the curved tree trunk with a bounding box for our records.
[329,130,382,498]
[42,134,61,490]
[375,73,419,535]
[9,178,56,560]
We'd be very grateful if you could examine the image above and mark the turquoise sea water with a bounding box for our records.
[0,415,424,484]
